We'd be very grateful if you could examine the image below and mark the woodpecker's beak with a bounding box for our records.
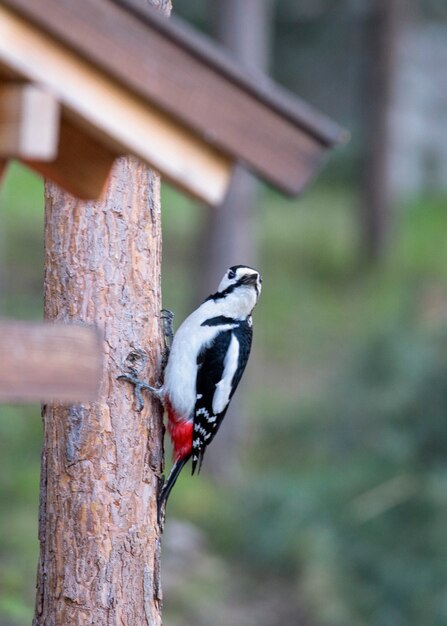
[241,273,259,286]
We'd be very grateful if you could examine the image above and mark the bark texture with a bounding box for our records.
[34,156,165,626]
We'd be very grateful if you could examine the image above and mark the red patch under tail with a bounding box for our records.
[166,399,193,461]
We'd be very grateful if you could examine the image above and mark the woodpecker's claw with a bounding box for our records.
[160,309,174,367]
[161,309,174,335]
[117,373,162,412]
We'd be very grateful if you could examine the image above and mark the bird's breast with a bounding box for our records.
[163,318,230,420]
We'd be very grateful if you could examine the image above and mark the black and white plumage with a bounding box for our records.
[159,265,262,513]
[119,265,262,520]
[191,316,253,472]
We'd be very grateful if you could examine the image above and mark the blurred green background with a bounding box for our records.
[2,1,447,625]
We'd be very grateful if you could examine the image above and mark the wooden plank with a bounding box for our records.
[0,0,346,195]
[0,82,60,159]
[26,114,117,199]
[0,5,232,204]
[0,321,102,402]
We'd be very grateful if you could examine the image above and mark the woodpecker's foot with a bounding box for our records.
[117,372,163,412]
[161,309,174,367]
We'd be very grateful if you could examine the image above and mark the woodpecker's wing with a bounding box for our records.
[192,320,253,474]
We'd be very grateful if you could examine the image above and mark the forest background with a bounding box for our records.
[1,1,447,625]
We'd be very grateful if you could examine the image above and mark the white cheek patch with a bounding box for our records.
[212,333,240,415]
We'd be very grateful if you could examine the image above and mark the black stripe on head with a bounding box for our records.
[204,265,261,302]
[204,281,240,301]
[205,277,256,302]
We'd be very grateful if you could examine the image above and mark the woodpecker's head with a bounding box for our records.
[209,265,262,317]
[217,265,262,295]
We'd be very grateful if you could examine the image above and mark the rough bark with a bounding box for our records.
[34,3,171,620]
[200,0,273,477]
[34,156,164,626]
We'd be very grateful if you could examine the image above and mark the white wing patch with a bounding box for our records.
[212,333,240,414]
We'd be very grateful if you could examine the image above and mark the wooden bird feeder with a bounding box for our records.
[0,0,346,410]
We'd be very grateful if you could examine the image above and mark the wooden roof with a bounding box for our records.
[0,0,347,203]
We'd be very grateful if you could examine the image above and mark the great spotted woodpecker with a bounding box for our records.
[119,265,262,521]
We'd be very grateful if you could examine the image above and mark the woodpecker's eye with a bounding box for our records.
[228,269,236,280]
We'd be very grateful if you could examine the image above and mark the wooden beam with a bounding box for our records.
[26,115,117,199]
[0,82,59,159]
[0,321,102,402]
[0,5,232,204]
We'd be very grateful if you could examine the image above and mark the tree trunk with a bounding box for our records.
[34,157,164,626]
[361,0,400,262]
[34,4,171,621]
[200,0,273,477]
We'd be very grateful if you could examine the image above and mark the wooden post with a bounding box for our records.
[33,6,171,626]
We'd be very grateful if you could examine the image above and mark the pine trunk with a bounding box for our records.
[34,120,169,626]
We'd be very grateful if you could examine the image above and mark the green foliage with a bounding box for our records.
[3,164,447,625]
[0,405,40,626]
[216,324,447,626]
[0,162,44,319]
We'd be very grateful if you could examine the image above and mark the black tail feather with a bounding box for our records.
[191,449,205,476]
[157,455,190,525]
